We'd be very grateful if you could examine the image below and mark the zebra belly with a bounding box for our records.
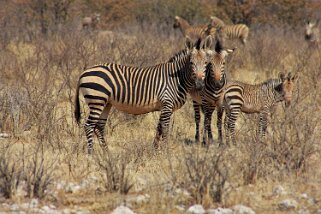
[111,101,161,115]
[241,104,261,114]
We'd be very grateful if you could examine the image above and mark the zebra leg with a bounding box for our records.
[258,111,268,142]
[193,100,201,143]
[94,104,112,152]
[202,105,215,146]
[153,103,173,149]
[227,108,240,145]
[217,107,224,146]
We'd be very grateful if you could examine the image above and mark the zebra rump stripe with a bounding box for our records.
[218,72,298,145]
[74,36,213,154]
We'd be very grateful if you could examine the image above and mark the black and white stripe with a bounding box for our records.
[218,72,298,145]
[74,36,213,153]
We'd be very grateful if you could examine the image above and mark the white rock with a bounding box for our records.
[175,205,185,212]
[278,199,298,210]
[75,211,90,214]
[62,208,71,214]
[300,193,308,199]
[30,198,39,208]
[65,183,81,193]
[111,206,136,214]
[298,207,309,214]
[207,207,233,214]
[186,204,205,214]
[272,185,287,196]
[135,194,150,204]
[233,205,256,214]
[10,204,20,211]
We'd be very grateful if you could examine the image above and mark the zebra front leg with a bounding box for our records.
[258,111,268,143]
[217,106,224,146]
[153,104,173,149]
[193,101,201,143]
[202,105,215,146]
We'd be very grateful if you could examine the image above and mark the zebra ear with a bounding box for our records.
[279,72,286,81]
[185,36,194,50]
[203,35,213,49]
[291,73,299,81]
[215,39,223,53]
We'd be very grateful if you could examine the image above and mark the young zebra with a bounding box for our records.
[210,16,249,45]
[305,20,320,48]
[217,72,299,145]
[74,36,213,154]
[190,40,236,145]
[173,16,216,42]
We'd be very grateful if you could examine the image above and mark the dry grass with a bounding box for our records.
[0,22,320,213]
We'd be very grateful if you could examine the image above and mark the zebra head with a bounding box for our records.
[208,40,236,84]
[186,35,213,91]
[305,21,315,41]
[276,72,299,107]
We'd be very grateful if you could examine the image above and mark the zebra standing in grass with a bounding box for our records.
[305,20,320,48]
[74,36,213,154]
[217,72,298,145]
[173,16,216,42]
[210,16,249,45]
[190,40,236,145]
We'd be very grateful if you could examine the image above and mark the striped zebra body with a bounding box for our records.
[75,36,213,154]
[191,40,235,145]
[218,72,298,145]
[210,16,249,45]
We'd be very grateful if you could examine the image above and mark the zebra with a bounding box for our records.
[210,16,249,45]
[82,13,101,30]
[190,40,236,145]
[305,20,320,48]
[173,16,216,42]
[217,72,299,145]
[74,36,214,154]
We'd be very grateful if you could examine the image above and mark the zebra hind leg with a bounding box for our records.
[94,104,112,152]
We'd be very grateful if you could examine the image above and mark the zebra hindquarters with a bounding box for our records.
[153,102,174,149]
[192,100,201,143]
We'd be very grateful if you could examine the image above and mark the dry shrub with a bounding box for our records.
[171,146,230,204]
[95,149,134,194]
[25,143,56,199]
[0,143,23,198]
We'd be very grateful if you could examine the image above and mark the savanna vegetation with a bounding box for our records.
[0,0,320,213]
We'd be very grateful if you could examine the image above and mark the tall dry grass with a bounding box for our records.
[0,21,320,213]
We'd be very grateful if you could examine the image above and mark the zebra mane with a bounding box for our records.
[168,49,189,63]
[261,78,282,90]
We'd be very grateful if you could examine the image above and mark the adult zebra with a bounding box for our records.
[217,72,298,145]
[173,16,216,42]
[190,40,236,145]
[305,20,320,48]
[74,36,213,154]
[210,16,249,45]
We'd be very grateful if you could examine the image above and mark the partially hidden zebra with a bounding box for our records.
[217,72,299,145]
[190,40,236,145]
[305,20,320,48]
[74,36,213,154]
[173,16,216,42]
[210,16,249,45]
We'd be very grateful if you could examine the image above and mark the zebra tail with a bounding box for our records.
[74,81,81,125]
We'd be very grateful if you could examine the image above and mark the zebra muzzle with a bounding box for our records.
[195,79,205,90]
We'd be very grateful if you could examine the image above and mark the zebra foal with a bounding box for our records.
[218,72,298,145]
[74,36,213,154]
